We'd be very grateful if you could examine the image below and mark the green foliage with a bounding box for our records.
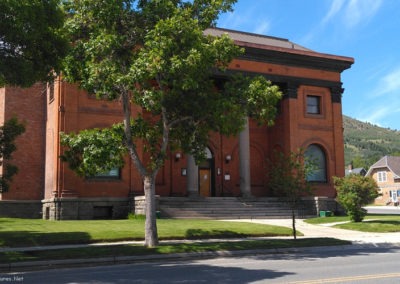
[0,117,25,192]
[0,0,68,87]
[267,150,315,239]
[268,150,315,204]
[61,0,282,247]
[344,115,400,168]
[62,0,282,173]
[128,213,146,220]
[334,174,380,222]
[60,124,126,177]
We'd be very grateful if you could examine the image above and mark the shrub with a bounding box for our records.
[334,174,380,222]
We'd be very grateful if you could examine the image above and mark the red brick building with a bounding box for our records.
[0,28,353,219]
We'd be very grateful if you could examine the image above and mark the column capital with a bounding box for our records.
[283,83,299,99]
[330,85,344,103]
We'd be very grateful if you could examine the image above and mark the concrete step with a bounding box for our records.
[158,197,315,219]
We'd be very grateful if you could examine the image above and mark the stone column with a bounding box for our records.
[239,117,252,197]
[186,154,199,196]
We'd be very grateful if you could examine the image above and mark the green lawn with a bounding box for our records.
[305,215,400,233]
[0,218,354,264]
[0,218,296,247]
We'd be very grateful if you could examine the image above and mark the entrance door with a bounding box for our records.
[199,169,211,197]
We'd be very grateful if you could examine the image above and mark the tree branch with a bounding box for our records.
[120,89,147,177]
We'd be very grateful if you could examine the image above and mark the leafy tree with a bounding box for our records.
[0,117,25,192]
[267,150,315,240]
[334,174,380,222]
[61,0,282,247]
[0,0,68,87]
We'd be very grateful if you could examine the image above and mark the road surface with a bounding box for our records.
[4,245,400,283]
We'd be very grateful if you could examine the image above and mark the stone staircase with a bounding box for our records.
[158,197,317,219]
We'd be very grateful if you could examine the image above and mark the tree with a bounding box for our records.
[334,174,380,222]
[0,117,25,192]
[61,0,282,247]
[267,150,315,240]
[0,0,68,87]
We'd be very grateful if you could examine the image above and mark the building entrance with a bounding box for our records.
[199,169,211,197]
[198,147,214,197]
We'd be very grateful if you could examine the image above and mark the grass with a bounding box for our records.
[0,217,352,264]
[0,238,350,264]
[305,215,400,233]
[0,218,296,247]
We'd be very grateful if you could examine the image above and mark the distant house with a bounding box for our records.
[345,164,366,176]
[366,156,400,205]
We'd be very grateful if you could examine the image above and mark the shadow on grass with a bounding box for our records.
[0,237,350,264]
[0,231,91,247]
[364,220,400,226]
[185,229,247,239]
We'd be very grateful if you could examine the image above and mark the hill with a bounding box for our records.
[343,115,400,168]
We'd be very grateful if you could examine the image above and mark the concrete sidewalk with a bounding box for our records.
[234,218,400,245]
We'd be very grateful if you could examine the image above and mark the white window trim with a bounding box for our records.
[377,171,387,182]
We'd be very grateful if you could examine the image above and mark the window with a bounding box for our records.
[306,95,321,114]
[90,168,121,180]
[305,144,327,182]
[377,171,387,182]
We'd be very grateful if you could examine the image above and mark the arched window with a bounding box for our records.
[305,144,327,182]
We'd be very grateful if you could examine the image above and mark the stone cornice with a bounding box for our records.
[214,69,343,90]
[213,70,345,103]
[237,44,354,73]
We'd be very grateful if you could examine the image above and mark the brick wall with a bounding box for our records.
[0,84,46,201]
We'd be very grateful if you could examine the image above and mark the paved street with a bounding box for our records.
[366,205,400,215]
[5,245,400,283]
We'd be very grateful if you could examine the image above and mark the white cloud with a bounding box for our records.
[370,67,400,98]
[358,106,390,126]
[322,0,345,25]
[252,20,270,35]
[217,3,271,34]
[218,10,246,30]
[344,0,383,28]
[319,0,382,29]
[357,104,400,130]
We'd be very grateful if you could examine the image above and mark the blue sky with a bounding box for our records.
[217,0,400,130]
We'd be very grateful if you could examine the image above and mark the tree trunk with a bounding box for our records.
[292,208,297,240]
[144,175,158,247]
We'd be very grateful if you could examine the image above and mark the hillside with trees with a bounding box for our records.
[343,115,400,169]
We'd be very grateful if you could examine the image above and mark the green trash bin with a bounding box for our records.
[319,210,332,217]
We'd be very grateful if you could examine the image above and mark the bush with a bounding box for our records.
[334,174,380,222]
[128,213,146,220]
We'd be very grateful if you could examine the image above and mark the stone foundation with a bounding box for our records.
[302,196,343,215]
[42,197,130,220]
[0,200,42,218]
[133,195,160,215]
